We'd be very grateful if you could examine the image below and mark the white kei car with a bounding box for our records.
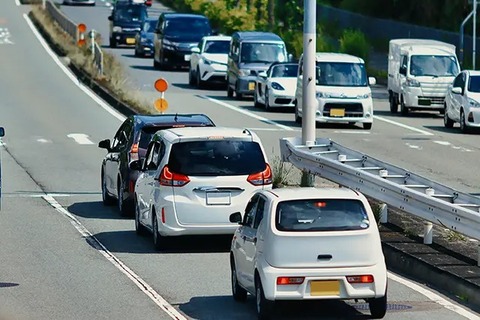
[188,35,232,88]
[444,70,480,133]
[130,127,272,250]
[229,187,387,320]
[254,62,299,111]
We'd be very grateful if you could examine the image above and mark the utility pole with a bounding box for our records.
[474,0,477,69]
[301,0,316,187]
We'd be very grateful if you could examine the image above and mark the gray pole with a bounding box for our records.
[301,0,316,187]
[474,0,477,69]
[460,11,474,67]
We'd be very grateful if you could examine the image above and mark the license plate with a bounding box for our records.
[310,280,340,296]
[330,108,345,117]
[418,99,431,106]
[126,38,136,44]
[184,55,191,61]
[248,82,255,91]
[206,192,231,205]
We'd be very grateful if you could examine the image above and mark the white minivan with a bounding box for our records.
[295,52,376,130]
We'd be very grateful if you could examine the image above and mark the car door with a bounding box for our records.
[105,119,130,195]
[191,38,204,72]
[452,72,466,121]
[153,14,164,63]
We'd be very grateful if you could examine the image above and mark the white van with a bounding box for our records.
[295,52,376,130]
[387,39,461,115]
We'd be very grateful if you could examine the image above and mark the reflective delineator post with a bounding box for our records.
[300,0,316,187]
[379,203,388,224]
[423,222,433,245]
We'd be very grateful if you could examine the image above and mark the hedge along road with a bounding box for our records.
[2,1,478,320]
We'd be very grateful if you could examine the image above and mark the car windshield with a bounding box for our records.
[168,140,266,176]
[204,40,230,54]
[275,199,370,232]
[144,20,157,32]
[316,62,367,87]
[271,64,298,77]
[165,18,212,36]
[240,43,286,63]
[468,75,480,93]
[410,55,459,77]
[114,6,146,21]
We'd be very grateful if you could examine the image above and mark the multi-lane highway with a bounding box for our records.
[0,0,479,319]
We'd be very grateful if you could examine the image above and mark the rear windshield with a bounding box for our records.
[275,199,370,232]
[168,140,266,176]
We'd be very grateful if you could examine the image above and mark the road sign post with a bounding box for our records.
[77,23,87,47]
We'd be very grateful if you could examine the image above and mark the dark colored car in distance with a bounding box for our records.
[134,17,157,57]
[153,13,214,70]
[108,1,148,48]
[98,114,216,216]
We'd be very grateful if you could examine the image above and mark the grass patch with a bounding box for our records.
[270,155,296,189]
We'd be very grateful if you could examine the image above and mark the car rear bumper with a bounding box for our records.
[112,32,138,45]
[236,76,257,95]
[163,48,193,67]
[307,98,373,124]
[257,258,387,301]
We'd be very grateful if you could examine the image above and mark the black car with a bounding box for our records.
[134,17,157,57]
[108,1,148,48]
[98,114,216,216]
[153,13,214,70]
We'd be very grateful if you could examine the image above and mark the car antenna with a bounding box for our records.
[242,128,254,142]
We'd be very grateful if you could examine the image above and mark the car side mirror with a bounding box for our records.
[229,212,243,224]
[258,71,267,78]
[108,15,113,21]
[129,159,144,171]
[452,87,462,95]
[191,47,200,54]
[0,127,4,137]
[368,77,376,86]
[399,66,407,76]
[98,139,111,150]
[288,53,294,62]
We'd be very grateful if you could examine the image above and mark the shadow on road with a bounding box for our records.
[373,110,442,119]
[178,295,369,320]
[68,201,131,220]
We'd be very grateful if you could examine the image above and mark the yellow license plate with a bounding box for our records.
[126,38,136,44]
[310,280,340,296]
[248,82,255,91]
[330,108,345,117]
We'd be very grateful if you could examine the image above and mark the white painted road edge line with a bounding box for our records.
[199,95,294,131]
[388,272,480,320]
[15,0,21,6]
[42,195,187,320]
[374,115,434,136]
[23,13,126,123]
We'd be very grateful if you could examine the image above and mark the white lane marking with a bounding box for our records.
[200,95,294,131]
[374,115,434,136]
[434,140,451,146]
[246,127,300,132]
[406,143,422,150]
[42,195,187,320]
[333,130,370,134]
[0,27,14,45]
[388,272,480,319]
[37,138,52,143]
[67,133,94,145]
[15,0,21,6]
[452,145,473,152]
[23,14,126,123]
[433,141,472,152]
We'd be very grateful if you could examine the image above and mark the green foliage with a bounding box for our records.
[338,29,370,64]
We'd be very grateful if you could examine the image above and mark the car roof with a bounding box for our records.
[232,31,283,42]
[202,35,232,42]
[304,52,364,63]
[132,114,215,128]
[269,61,298,67]
[265,187,363,201]
[155,126,262,143]
[466,70,480,76]
[162,13,209,20]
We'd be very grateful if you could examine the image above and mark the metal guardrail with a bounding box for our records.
[45,0,78,43]
[280,136,480,242]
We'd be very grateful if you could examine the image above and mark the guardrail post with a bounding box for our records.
[423,222,433,244]
[42,0,46,9]
[379,203,388,224]
[90,29,96,57]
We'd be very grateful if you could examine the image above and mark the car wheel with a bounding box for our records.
[188,68,195,86]
[400,96,409,116]
[196,67,205,89]
[227,82,234,98]
[134,46,140,57]
[153,58,160,70]
[135,197,148,236]
[109,38,117,49]
[369,294,387,319]
[389,94,398,113]
[295,103,302,124]
[253,88,262,108]
[235,83,243,100]
[152,211,166,251]
[264,88,271,111]
[444,104,454,128]
[255,277,274,320]
[101,171,115,206]
[363,122,372,130]
[460,109,470,133]
[231,258,247,302]
[117,179,130,217]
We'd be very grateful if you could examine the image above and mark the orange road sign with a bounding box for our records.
[154,98,168,112]
[154,78,168,92]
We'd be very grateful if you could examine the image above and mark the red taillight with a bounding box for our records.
[247,163,272,186]
[161,207,166,223]
[129,180,135,193]
[277,277,305,285]
[158,165,190,187]
[346,275,374,283]
[130,143,139,161]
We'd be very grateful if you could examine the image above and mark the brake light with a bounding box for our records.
[346,275,374,283]
[247,164,272,186]
[129,180,135,193]
[161,207,166,223]
[130,143,139,161]
[277,277,305,285]
[159,165,190,187]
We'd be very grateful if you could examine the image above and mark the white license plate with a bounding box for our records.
[184,55,191,61]
[206,192,231,205]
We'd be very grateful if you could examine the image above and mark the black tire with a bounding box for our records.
[231,258,248,302]
[152,212,166,251]
[109,38,117,49]
[101,171,115,206]
[400,96,409,116]
[253,89,262,108]
[135,198,148,236]
[196,68,205,89]
[227,82,234,98]
[295,104,302,124]
[255,277,274,320]
[460,109,470,133]
[117,179,130,217]
[363,122,372,130]
[235,83,243,100]
[264,88,271,111]
[153,58,160,70]
[389,94,398,113]
[369,294,387,319]
[444,104,454,128]
[188,68,195,86]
